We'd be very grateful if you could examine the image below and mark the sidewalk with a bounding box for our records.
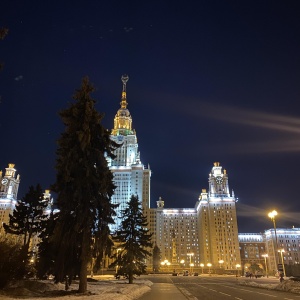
[139,282,188,300]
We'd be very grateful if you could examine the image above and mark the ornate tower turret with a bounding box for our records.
[0,163,20,200]
[0,163,20,233]
[208,162,230,197]
[157,197,165,208]
[112,74,134,136]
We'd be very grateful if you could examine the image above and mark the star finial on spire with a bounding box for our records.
[120,74,129,109]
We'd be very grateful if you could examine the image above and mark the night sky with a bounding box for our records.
[1,1,300,233]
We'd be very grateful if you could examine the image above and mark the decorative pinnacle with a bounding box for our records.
[120,74,129,109]
[121,74,129,91]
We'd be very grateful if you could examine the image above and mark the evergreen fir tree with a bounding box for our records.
[3,184,49,277]
[50,77,118,293]
[36,210,58,279]
[112,195,152,284]
[152,244,161,273]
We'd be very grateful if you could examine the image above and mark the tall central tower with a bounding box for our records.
[196,162,241,270]
[107,75,151,233]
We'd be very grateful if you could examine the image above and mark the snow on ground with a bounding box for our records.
[239,278,300,294]
[0,275,152,300]
[2,275,300,299]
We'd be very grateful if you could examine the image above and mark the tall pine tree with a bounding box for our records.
[112,195,152,284]
[51,77,118,292]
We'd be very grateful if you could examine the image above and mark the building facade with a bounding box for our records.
[154,197,199,271]
[107,76,242,271]
[238,233,266,275]
[239,228,300,276]
[147,162,242,272]
[264,227,300,274]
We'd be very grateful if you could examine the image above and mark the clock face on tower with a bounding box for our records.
[1,178,8,185]
[215,176,223,184]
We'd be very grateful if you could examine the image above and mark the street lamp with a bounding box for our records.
[190,263,194,274]
[236,264,241,277]
[278,249,286,277]
[268,210,279,267]
[161,259,170,273]
[180,259,185,269]
[262,254,269,278]
[207,263,212,275]
[200,263,204,274]
[187,253,194,274]
[219,260,224,268]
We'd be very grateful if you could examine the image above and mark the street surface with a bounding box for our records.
[139,274,300,300]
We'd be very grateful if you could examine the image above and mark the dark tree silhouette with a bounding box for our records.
[111,195,152,284]
[0,237,23,288]
[152,244,161,273]
[50,77,118,293]
[36,210,58,279]
[3,184,49,277]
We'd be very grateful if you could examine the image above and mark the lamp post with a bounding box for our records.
[278,249,286,277]
[187,253,194,274]
[262,254,269,278]
[268,210,279,268]
[190,263,194,273]
[200,263,204,274]
[116,248,122,274]
[207,263,212,275]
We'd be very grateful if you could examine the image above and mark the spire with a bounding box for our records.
[120,74,129,109]
[112,74,134,136]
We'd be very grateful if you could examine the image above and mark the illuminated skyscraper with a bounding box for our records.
[196,162,241,270]
[107,75,151,233]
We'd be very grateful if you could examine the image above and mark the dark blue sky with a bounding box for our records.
[1,0,300,232]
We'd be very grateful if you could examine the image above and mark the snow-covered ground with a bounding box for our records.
[239,277,300,294]
[2,275,300,299]
[0,275,152,300]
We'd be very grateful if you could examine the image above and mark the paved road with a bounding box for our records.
[139,274,300,300]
